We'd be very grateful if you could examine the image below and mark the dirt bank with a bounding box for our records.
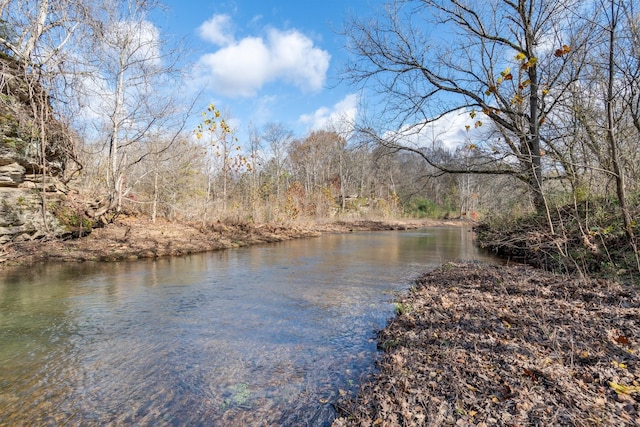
[334,261,639,426]
[0,216,462,266]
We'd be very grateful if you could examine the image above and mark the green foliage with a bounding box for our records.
[405,196,449,219]
[380,338,401,350]
[394,302,412,316]
[2,136,27,154]
[574,185,590,203]
[52,203,95,233]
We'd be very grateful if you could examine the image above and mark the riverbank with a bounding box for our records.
[333,261,639,426]
[0,216,462,266]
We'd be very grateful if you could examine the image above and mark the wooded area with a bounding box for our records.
[1,1,638,424]
[0,0,639,276]
[0,0,476,224]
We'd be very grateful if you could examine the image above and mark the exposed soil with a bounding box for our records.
[333,261,639,426]
[0,216,459,266]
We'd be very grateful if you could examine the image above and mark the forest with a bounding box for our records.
[0,0,639,278]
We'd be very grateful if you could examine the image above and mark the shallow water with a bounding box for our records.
[0,227,497,426]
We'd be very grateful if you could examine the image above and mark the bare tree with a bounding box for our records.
[601,0,633,239]
[0,0,86,230]
[344,0,592,215]
[286,130,346,217]
[261,122,293,201]
[0,0,85,65]
[195,104,249,218]
[77,0,185,218]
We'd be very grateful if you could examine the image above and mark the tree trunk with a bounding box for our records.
[151,167,158,223]
[606,1,634,240]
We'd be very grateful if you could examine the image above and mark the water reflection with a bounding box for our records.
[0,227,496,426]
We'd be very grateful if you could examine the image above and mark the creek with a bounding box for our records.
[0,227,497,426]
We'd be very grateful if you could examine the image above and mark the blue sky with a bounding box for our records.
[155,0,376,139]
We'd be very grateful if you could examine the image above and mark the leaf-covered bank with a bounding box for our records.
[475,198,640,284]
[334,262,639,426]
[0,216,456,265]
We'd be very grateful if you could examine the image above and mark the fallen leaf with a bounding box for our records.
[610,382,640,395]
[523,368,537,381]
[615,335,630,344]
[465,383,478,392]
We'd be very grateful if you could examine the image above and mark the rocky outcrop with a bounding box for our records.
[0,188,68,243]
[0,161,25,186]
[0,53,78,243]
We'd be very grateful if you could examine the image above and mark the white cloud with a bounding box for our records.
[419,110,473,150]
[198,37,271,97]
[299,94,358,135]
[266,28,329,92]
[196,14,330,98]
[74,19,163,135]
[389,109,489,151]
[197,14,235,46]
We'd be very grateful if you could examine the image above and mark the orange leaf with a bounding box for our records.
[615,335,630,344]
[523,368,537,381]
[555,45,571,57]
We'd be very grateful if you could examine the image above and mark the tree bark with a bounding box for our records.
[606,0,634,239]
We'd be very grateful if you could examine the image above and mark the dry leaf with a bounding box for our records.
[615,335,630,344]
